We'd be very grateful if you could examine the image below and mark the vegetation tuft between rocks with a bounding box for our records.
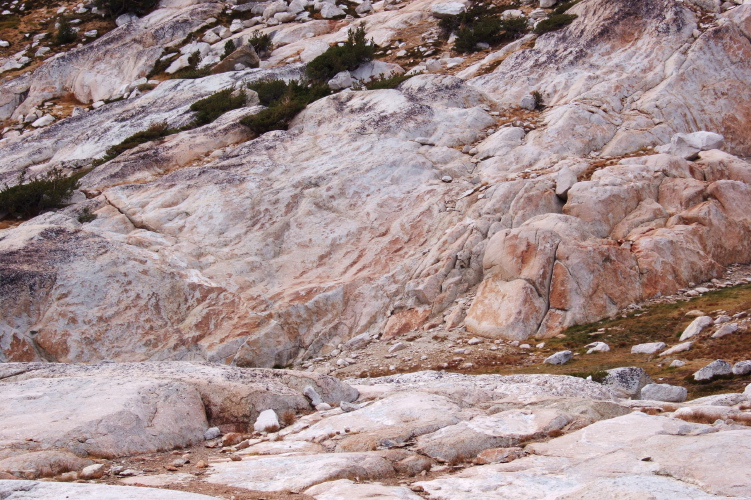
[0,168,86,220]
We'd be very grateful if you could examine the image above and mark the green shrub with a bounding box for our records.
[222,39,236,60]
[552,0,580,15]
[53,18,77,46]
[306,25,376,82]
[532,90,544,109]
[241,99,308,134]
[533,13,577,34]
[499,17,529,38]
[241,79,330,134]
[147,50,177,78]
[248,30,272,58]
[94,0,160,18]
[450,5,530,53]
[77,207,97,223]
[94,121,175,165]
[0,169,84,220]
[568,370,609,383]
[365,73,411,90]
[251,79,292,106]
[170,67,211,79]
[190,88,247,126]
[169,51,211,80]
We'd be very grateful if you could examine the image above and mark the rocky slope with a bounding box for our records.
[1,0,751,494]
[1,362,750,498]
[2,0,751,368]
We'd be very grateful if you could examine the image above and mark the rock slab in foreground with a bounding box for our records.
[206,453,394,492]
[0,376,207,458]
[0,480,219,499]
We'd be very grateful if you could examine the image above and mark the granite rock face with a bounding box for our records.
[2,0,751,358]
[0,361,357,476]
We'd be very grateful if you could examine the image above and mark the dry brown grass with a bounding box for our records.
[485,283,751,399]
[280,409,296,427]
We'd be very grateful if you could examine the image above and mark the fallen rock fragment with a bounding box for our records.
[639,383,688,403]
[0,451,91,479]
[733,361,751,376]
[207,453,395,492]
[79,463,106,480]
[659,342,693,356]
[679,316,714,341]
[656,131,725,159]
[415,409,572,463]
[694,360,733,381]
[602,367,652,399]
[0,481,218,499]
[544,351,572,365]
[712,323,739,338]
[585,341,609,354]
[254,409,280,433]
[204,427,221,441]
[430,2,467,18]
[631,342,666,354]
[304,385,325,407]
[305,479,423,499]
[475,447,526,464]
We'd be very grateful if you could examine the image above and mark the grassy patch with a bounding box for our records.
[498,283,751,398]
[0,14,20,31]
[0,168,86,220]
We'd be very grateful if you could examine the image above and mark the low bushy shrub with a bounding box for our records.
[0,169,85,220]
[242,99,308,135]
[94,121,175,165]
[241,79,330,134]
[95,0,160,18]
[53,18,77,46]
[222,40,236,60]
[147,50,177,78]
[251,79,291,106]
[190,88,247,126]
[532,90,544,109]
[306,25,376,82]
[169,51,211,80]
[533,13,577,34]
[77,207,97,223]
[248,30,273,58]
[449,5,530,53]
[552,0,580,15]
[365,73,411,90]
